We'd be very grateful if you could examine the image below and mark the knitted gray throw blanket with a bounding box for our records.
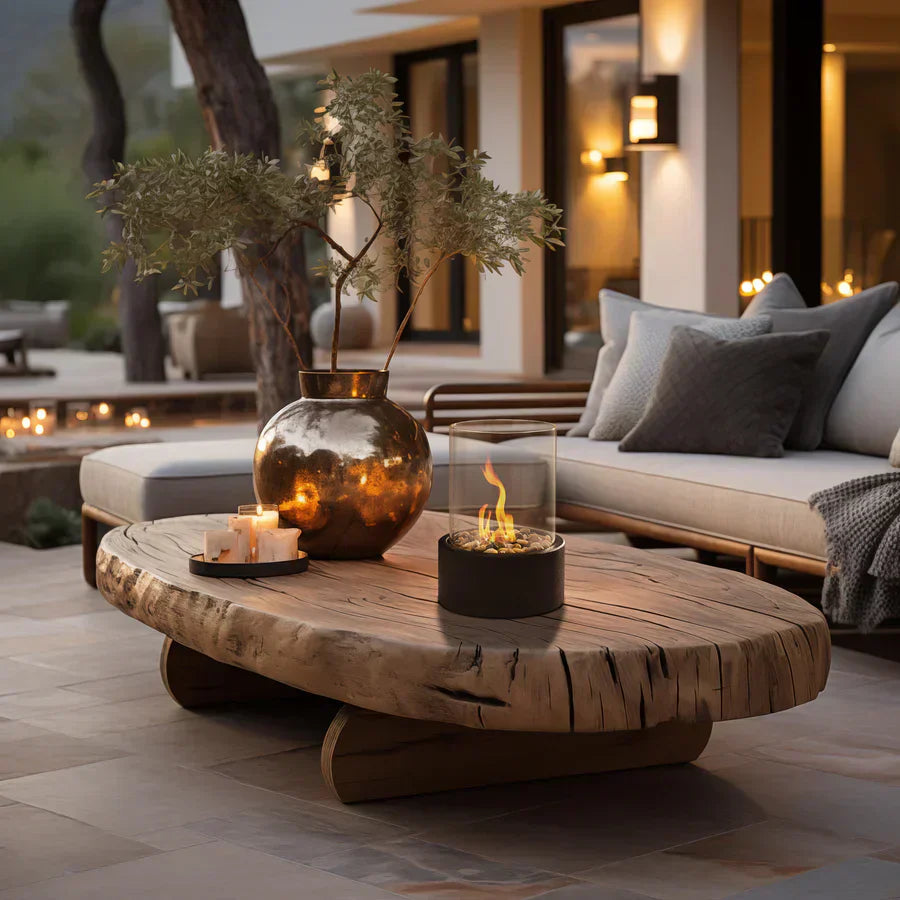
[809,472,900,632]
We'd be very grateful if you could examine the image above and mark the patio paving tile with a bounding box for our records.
[11,633,160,680]
[185,796,407,863]
[63,670,165,702]
[746,732,900,784]
[0,756,294,836]
[0,687,107,720]
[0,657,83,694]
[212,744,625,832]
[307,836,578,898]
[727,856,900,898]
[578,818,889,899]
[0,840,400,899]
[0,726,125,780]
[0,802,157,891]
[22,693,195,738]
[412,765,768,874]
[699,758,900,844]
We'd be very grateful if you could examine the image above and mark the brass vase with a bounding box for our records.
[253,370,432,558]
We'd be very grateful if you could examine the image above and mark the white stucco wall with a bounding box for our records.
[476,9,545,376]
[639,0,739,315]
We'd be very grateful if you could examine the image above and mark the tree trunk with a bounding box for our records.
[167,0,312,427]
[72,0,166,383]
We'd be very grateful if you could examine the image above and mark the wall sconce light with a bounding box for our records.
[626,75,678,150]
[602,156,628,182]
[580,151,629,182]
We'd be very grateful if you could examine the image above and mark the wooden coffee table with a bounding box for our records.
[97,512,830,803]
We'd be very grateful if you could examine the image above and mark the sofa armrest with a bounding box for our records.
[423,380,591,433]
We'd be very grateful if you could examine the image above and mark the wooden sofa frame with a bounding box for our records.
[423,380,828,583]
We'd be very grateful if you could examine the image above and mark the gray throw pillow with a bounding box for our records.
[891,429,900,468]
[569,289,735,436]
[743,280,898,450]
[619,328,830,457]
[589,311,772,441]
[825,301,900,457]
[741,272,806,317]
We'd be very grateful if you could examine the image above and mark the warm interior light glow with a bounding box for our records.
[21,416,30,429]
[34,423,44,435]
[629,95,658,143]
[139,417,150,428]
[752,278,764,292]
[762,270,773,283]
[97,402,110,415]
[5,428,14,439]
[580,149,604,168]
[478,457,516,544]
[823,43,836,53]
[309,160,330,181]
[35,408,47,421]
[75,410,89,421]
[837,280,853,297]
[602,171,629,182]
[739,280,755,296]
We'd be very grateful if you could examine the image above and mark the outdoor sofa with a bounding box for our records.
[79,382,894,588]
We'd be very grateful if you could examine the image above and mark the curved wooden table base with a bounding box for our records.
[160,638,309,709]
[161,636,711,804]
[322,704,712,804]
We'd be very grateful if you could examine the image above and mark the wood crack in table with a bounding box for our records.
[97,512,830,803]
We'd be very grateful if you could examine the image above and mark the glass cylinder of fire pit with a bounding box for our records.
[439,420,563,618]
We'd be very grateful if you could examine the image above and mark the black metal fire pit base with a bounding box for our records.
[437,534,565,618]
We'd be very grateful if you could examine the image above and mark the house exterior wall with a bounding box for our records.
[177,0,741,373]
[639,0,739,315]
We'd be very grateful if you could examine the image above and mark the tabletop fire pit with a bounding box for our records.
[438,419,564,618]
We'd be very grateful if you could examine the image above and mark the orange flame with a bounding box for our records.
[479,457,515,542]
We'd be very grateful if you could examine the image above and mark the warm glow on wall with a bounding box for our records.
[823,43,836,53]
[580,149,604,168]
[309,159,330,181]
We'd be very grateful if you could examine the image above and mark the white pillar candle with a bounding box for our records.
[237,504,280,561]
[204,530,241,563]
[227,515,255,562]
[257,528,300,562]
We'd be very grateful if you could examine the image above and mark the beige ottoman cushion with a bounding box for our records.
[81,434,454,524]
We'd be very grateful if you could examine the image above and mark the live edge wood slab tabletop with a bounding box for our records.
[97,512,830,803]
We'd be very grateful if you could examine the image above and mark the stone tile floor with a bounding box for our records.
[1,541,899,898]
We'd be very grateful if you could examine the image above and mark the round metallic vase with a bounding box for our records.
[253,370,432,559]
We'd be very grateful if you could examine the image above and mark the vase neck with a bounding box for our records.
[298,370,389,399]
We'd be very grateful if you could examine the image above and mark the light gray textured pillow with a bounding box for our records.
[741,272,806,317]
[825,302,900,457]
[569,289,735,436]
[570,290,649,436]
[891,430,900,467]
[620,328,830,457]
[744,281,899,450]
[589,311,772,441]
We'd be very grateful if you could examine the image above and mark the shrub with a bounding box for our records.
[21,498,81,549]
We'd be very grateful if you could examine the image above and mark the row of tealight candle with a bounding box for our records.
[203,503,301,563]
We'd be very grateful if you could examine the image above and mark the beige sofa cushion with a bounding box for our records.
[552,438,894,559]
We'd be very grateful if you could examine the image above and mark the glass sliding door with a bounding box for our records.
[395,42,479,342]
[544,2,641,371]
[821,0,900,300]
